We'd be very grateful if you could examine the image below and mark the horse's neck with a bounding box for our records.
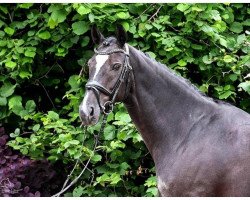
[124,46,217,161]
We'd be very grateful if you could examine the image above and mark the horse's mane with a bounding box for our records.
[141,50,229,106]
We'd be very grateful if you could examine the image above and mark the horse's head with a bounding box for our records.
[79,24,132,126]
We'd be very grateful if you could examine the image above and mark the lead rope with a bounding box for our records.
[52,114,108,197]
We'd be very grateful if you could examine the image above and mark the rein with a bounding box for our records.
[53,114,108,197]
[85,44,132,115]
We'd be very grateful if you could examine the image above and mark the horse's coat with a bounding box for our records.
[79,25,250,196]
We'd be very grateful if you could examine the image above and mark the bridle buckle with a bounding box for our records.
[102,101,114,115]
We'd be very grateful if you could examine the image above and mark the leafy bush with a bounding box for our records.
[0,3,249,197]
[0,127,63,196]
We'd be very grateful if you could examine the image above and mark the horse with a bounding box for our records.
[79,24,250,196]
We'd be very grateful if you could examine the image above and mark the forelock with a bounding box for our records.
[97,36,119,51]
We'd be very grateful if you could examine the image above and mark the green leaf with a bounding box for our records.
[151,32,160,37]
[47,111,59,120]
[229,74,238,81]
[5,61,17,69]
[145,176,157,187]
[224,85,231,91]
[178,59,187,67]
[177,4,190,12]
[38,31,51,40]
[59,134,72,142]
[0,82,16,97]
[145,24,153,30]
[24,50,36,58]
[73,186,84,197]
[210,10,221,21]
[8,95,23,113]
[19,70,32,79]
[20,148,28,155]
[88,13,95,23]
[69,140,80,145]
[64,140,80,148]
[219,90,233,99]
[146,52,156,59]
[16,136,24,143]
[230,22,243,33]
[92,154,102,162]
[4,27,14,35]
[219,38,227,48]
[48,18,58,29]
[110,173,122,185]
[0,5,8,14]
[116,12,129,19]
[202,55,213,64]
[120,162,130,170]
[68,75,80,89]
[32,124,40,132]
[191,44,203,50]
[238,81,250,94]
[104,125,116,140]
[110,141,125,149]
[191,6,203,12]
[117,131,128,141]
[96,174,110,186]
[236,34,246,45]
[242,19,250,26]
[223,55,233,63]
[51,9,67,23]
[70,35,79,44]
[115,112,131,123]
[0,97,7,106]
[47,155,59,162]
[146,187,158,197]
[72,21,89,35]
[77,5,91,15]
[213,21,227,32]
[80,36,90,47]
[121,22,130,31]
[0,40,7,47]
[19,3,33,9]
[201,24,214,34]
[25,100,36,113]
[10,128,20,138]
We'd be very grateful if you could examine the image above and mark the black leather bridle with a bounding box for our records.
[85,44,132,115]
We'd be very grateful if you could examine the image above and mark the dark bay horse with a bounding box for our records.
[79,25,250,196]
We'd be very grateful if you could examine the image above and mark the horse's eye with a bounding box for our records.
[112,63,121,71]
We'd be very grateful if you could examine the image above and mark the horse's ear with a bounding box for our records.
[116,24,127,47]
[91,24,105,45]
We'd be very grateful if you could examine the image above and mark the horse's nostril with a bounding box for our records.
[90,107,94,116]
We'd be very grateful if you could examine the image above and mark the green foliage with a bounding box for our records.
[0,3,250,197]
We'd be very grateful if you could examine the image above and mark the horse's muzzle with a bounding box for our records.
[79,107,97,126]
[79,92,100,126]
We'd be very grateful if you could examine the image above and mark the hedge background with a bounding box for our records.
[0,3,249,197]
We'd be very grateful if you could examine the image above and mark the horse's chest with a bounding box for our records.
[157,177,171,195]
[157,176,211,196]
[156,156,216,196]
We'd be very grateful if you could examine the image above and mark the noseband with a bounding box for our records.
[85,44,132,115]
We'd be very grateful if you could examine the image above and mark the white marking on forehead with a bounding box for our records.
[93,55,109,79]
